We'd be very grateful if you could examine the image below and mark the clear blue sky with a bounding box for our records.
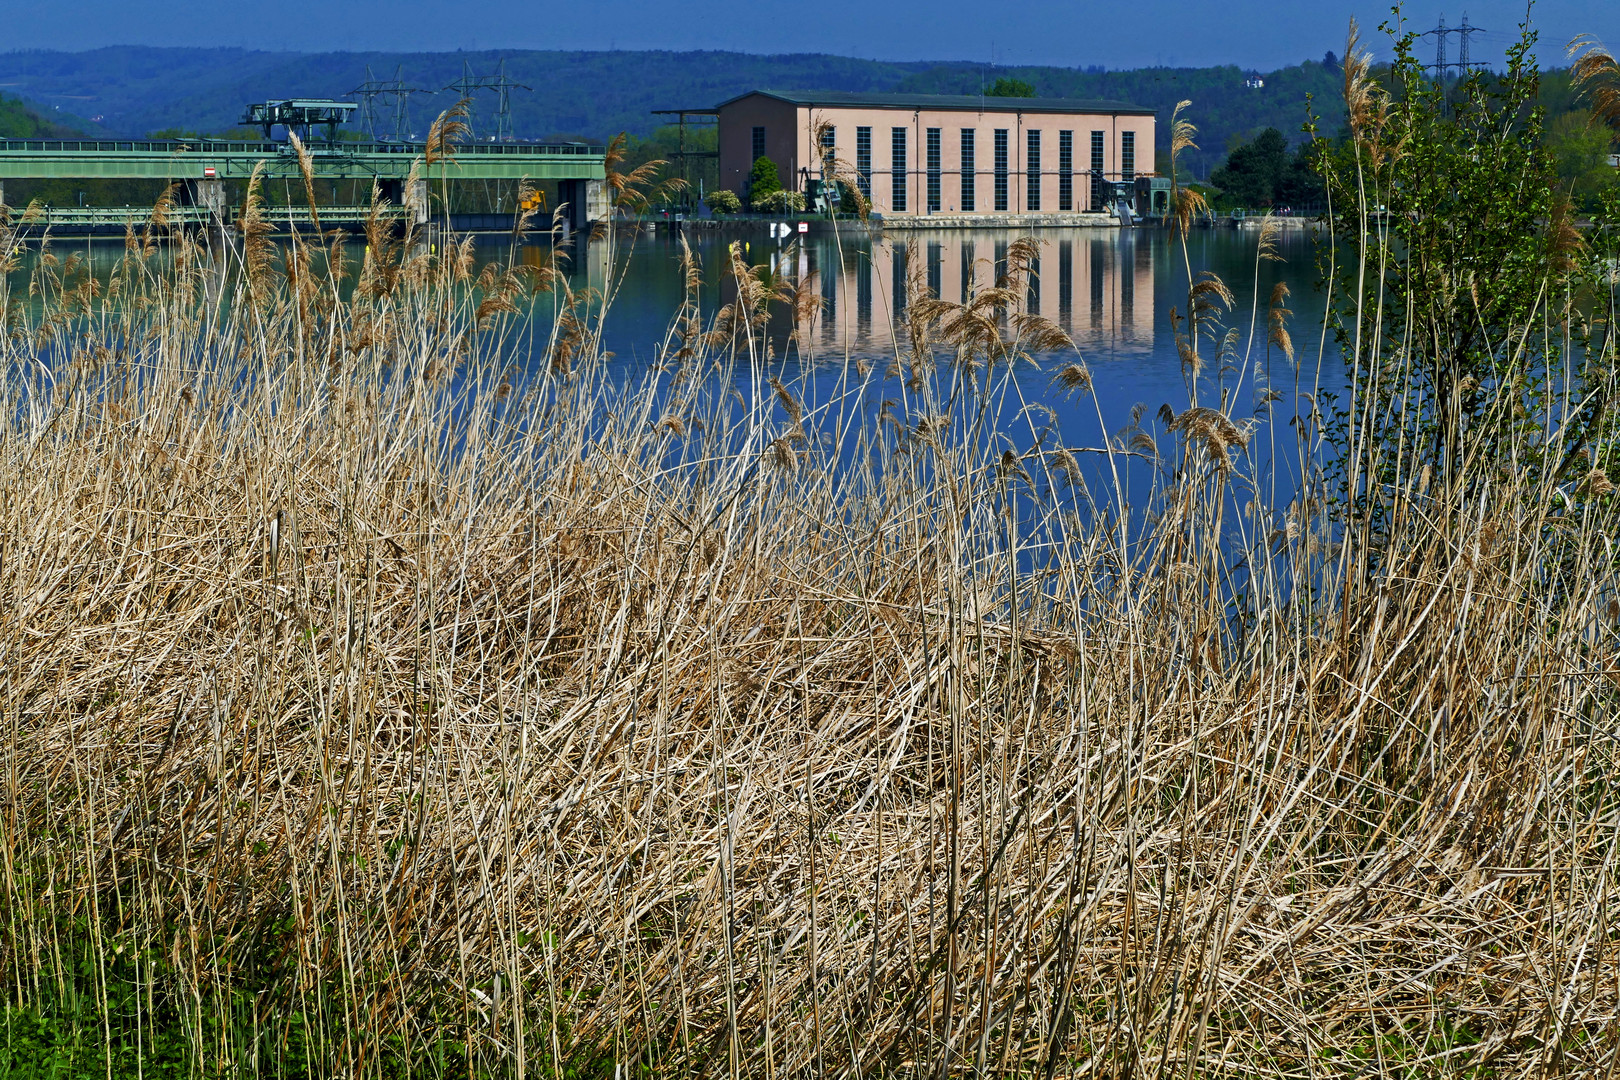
[3,0,1612,71]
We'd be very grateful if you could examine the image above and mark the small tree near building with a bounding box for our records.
[1211,127,1324,208]
[747,155,782,209]
[1546,112,1619,211]
[838,181,868,215]
[985,77,1036,98]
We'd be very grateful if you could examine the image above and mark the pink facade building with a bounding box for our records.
[712,90,1156,217]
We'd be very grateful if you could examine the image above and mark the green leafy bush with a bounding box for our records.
[838,181,868,214]
[752,189,805,213]
[1318,22,1607,491]
[1546,111,1619,211]
[703,189,741,215]
[984,77,1036,97]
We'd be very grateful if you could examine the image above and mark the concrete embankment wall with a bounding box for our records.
[634,211,1126,238]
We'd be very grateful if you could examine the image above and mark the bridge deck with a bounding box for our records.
[0,139,605,182]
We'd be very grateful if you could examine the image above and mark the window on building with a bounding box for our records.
[891,127,908,212]
[1121,131,1136,181]
[820,125,835,177]
[752,126,766,162]
[1026,129,1041,212]
[1058,130,1073,211]
[1090,130,1105,211]
[856,126,872,196]
[994,129,1009,212]
[926,128,941,213]
[960,129,976,212]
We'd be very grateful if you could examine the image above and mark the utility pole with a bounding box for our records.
[1423,12,1489,80]
[354,65,382,139]
[444,59,532,143]
[1428,13,1448,78]
[1457,12,1482,74]
[349,65,429,142]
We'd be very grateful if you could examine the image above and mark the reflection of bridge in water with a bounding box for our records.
[769,231,1156,357]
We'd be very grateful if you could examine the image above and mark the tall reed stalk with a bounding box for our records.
[2,59,1620,1076]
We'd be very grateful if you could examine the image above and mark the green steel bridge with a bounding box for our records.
[0,137,608,233]
[0,137,603,182]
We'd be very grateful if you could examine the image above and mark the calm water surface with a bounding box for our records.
[590,223,1340,394]
[564,225,1345,476]
[10,225,1345,470]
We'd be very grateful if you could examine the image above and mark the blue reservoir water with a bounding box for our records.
[7,223,1346,481]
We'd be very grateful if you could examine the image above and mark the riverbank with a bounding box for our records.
[643,210,1119,235]
[637,210,1325,238]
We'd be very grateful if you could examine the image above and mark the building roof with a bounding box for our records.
[713,89,1155,117]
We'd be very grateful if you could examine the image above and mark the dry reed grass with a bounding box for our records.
[1,106,1619,1080]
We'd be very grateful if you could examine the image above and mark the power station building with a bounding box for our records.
[711,90,1156,217]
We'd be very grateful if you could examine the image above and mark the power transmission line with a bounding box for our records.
[444,60,532,143]
[1423,12,1489,79]
[349,65,430,142]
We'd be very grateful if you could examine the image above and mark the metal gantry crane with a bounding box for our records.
[239,99,359,143]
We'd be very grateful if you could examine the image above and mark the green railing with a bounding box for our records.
[0,139,602,156]
[6,205,211,226]
[6,203,410,228]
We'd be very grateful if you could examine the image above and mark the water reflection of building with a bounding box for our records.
[772,231,1154,358]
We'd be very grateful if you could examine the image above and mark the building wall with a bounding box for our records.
[716,94,1155,216]
[716,96,801,200]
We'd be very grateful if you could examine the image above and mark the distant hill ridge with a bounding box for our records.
[0,46,1348,178]
[0,92,88,138]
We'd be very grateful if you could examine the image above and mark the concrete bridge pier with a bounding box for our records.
[556,178,607,238]
[181,178,229,257]
[377,178,430,226]
[180,178,227,223]
[406,178,429,226]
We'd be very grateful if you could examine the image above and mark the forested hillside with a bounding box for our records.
[0,46,1348,178]
[0,93,83,137]
[895,59,1344,177]
[0,48,930,146]
[5,44,1609,193]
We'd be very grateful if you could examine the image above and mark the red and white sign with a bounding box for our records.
[797,222,809,234]
[203,166,217,178]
